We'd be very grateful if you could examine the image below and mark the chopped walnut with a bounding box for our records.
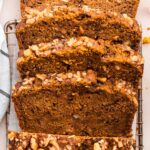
[73,114,79,119]
[118,141,123,148]
[56,77,63,82]
[62,0,69,2]
[140,57,144,64]
[23,78,35,85]
[67,38,77,46]
[67,73,73,78]
[98,139,108,150]
[131,56,138,62]
[123,40,131,46]
[82,71,87,77]
[77,71,81,77]
[25,7,39,17]
[123,14,133,26]
[115,65,120,70]
[30,137,38,150]
[79,26,84,34]
[113,12,117,16]
[73,72,81,79]
[143,36,150,44]
[17,57,25,64]
[43,9,53,18]
[39,45,49,51]
[97,77,107,83]
[8,132,16,141]
[76,77,82,82]
[29,45,39,51]
[65,145,72,150]
[49,140,60,150]
[116,0,121,3]
[22,140,28,148]
[112,145,117,150]
[93,142,101,150]
[24,49,33,57]
[86,70,97,83]
[39,137,50,147]
[26,18,36,24]
[36,74,47,80]
[82,5,90,13]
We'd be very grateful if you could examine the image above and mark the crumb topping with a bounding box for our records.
[24,5,136,29]
[8,132,136,149]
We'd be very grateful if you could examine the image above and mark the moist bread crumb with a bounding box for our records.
[12,70,138,137]
[16,5,141,50]
[17,37,144,88]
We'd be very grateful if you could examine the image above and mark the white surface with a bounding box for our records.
[137,1,150,150]
[0,117,7,150]
[0,25,10,123]
[0,0,150,149]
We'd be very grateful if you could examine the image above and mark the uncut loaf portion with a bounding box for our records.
[21,0,139,18]
[16,5,141,50]
[17,37,144,88]
[12,70,138,137]
[8,131,136,150]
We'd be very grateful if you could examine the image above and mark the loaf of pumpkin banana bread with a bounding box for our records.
[21,0,139,18]
[12,70,138,137]
[17,37,143,88]
[16,5,141,50]
[8,131,136,150]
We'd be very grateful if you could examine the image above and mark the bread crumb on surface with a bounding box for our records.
[143,36,150,44]
[147,27,150,30]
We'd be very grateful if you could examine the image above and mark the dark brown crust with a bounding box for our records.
[12,70,138,137]
[20,0,139,18]
[16,37,144,88]
[16,5,141,50]
[8,131,136,150]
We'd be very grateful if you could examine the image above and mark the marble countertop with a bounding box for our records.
[0,0,150,149]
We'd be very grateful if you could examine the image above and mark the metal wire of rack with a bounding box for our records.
[4,20,144,150]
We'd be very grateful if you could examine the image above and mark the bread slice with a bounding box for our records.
[17,37,143,88]
[12,70,138,137]
[21,0,139,18]
[16,5,141,50]
[8,131,136,150]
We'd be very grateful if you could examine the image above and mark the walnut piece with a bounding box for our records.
[39,137,50,147]
[131,56,138,62]
[26,18,36,24]
[123,14,133,26]
[36,74,47,80]
[8,132,16,141]
[49,140,60,150]
[143,36,150,44]
[97,77,107,83]
[29,45,39,51]
[94,143,101,150]
[31,137,38,150]
[24,49,33,57]
[65,145,72,150]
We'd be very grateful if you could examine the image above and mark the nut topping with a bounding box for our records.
[30,137,38,150]
[94,143,101,150]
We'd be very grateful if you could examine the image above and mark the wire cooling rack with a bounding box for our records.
[4,20,144,150]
